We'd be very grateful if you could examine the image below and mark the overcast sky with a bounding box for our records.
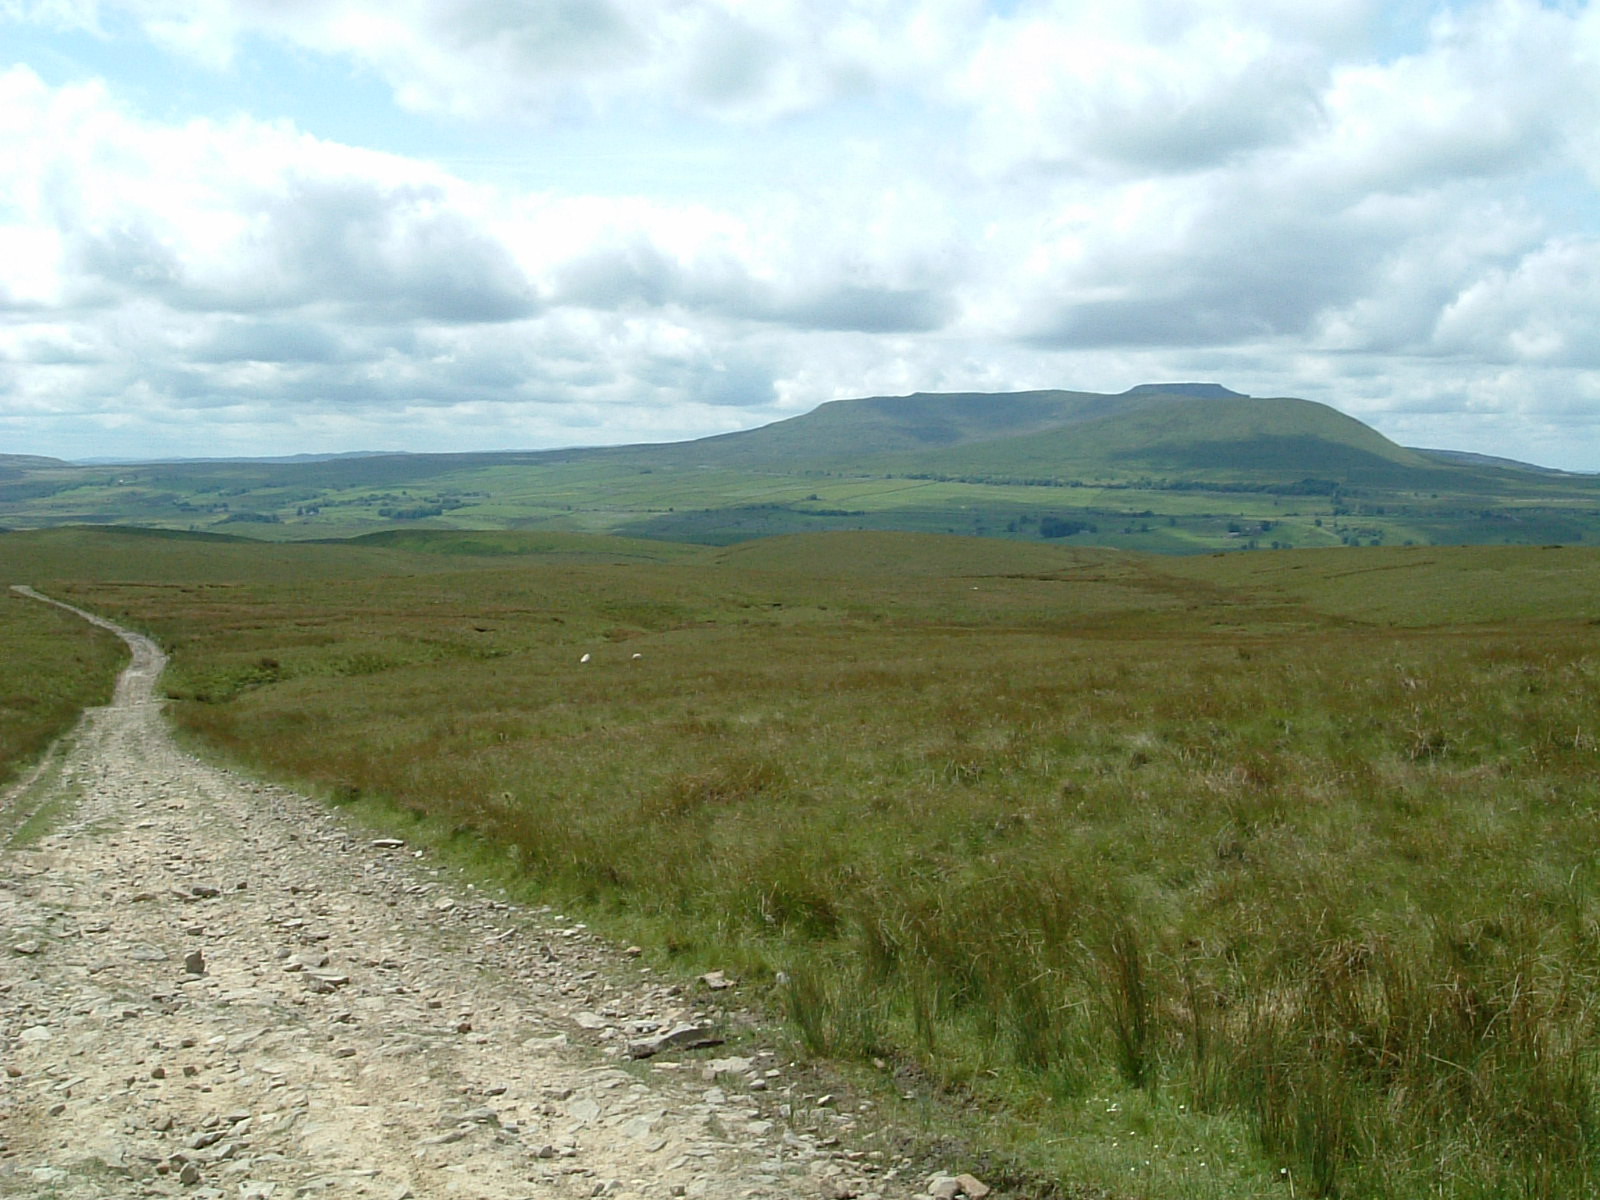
[2,1,1598,468]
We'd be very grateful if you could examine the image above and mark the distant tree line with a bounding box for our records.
[1038,517,1098,538]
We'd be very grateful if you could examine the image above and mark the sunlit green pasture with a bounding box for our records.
[13,527,1600,1198]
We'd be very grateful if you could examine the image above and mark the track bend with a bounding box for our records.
[1,590,898,1200]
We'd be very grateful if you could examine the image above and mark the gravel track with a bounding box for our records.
[1,590,906,1200]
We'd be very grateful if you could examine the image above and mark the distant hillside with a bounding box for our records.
[877,394,1439,486]
[629,384,1280,470]
[1412,448,1573,475]
[74,450,404,466]
[629,389,1132,468]
[0,453,68,480]
[3,383,1598,553]
[616,385,1449,488]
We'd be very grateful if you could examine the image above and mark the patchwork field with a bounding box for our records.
[5,525,1600,1198]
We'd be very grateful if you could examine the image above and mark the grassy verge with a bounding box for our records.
[0,734,87,848]
[0,587,124,793]
[36,532,1600,1199]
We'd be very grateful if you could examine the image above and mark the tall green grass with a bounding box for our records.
[36,534,1600,1198]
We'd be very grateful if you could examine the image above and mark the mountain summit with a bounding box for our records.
[641,383,1422,484]
[1122,382,1249,399]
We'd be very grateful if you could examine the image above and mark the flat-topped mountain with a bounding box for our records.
[1,385,1595,552]
[1122,382,1249,399]
[863,392,1435,485]
[635,385,1441,487]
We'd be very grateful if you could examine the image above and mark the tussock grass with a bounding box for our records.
[28,531,1600,1198]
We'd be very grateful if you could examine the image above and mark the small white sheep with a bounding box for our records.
[579,652,591,664]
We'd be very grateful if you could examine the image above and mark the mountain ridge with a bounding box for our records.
[630,385,1430,481]
[3,384,1597,552]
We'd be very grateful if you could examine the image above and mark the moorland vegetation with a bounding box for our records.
[4,524,1600,1198]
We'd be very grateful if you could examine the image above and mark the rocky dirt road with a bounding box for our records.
[0,591,914,1200]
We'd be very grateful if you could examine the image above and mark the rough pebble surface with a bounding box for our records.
[1,592,905,1200]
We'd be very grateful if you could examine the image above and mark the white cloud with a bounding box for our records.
[0,67,540,322]
[15,0,978,122]
[1,2,1599,466]
[958,9,1331,176]
[953,0,1600,378]
[1302,0,1591,198]
[1431,236,1600,367]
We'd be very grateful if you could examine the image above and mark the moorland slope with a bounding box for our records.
[9,525,1600,1198]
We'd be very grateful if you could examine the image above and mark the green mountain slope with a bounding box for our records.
[0,454,69,474]
[630,389,1146,468]
[3,384,1598,553]
[878,394,1439,485]
[637,384,1266,469]
[1414,448,1576,475]
[619,385,1446,488]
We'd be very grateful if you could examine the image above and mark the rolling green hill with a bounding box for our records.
[0,453,70,475]
[872,393,1443,484]
[638,388,1157,467]
[626,382,1260,469]
[3,384,1597,552]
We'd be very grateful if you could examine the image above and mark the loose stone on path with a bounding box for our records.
[0,589,915,1200]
